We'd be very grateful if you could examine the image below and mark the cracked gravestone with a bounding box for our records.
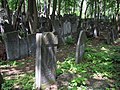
[36,32,58,90]
[76,30,87,64]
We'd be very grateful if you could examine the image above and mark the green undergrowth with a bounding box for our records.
[0,40,120,90]
[0,59,35,90]
[2,73,35,90]
[57,41,120,89]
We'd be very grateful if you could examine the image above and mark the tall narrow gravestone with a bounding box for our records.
[76,30,87,64]
[36,32,58,90]
[63,20,71,42]
[4,31,20,60]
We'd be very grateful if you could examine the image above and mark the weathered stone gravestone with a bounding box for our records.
[27,34,36,57]
[76,30,87,64]
[36,32,58,90]
[63,20,71,42]
[3,32,36,60]
[52,19,64,44]
[4,31,20,60]
[19,38,28,58]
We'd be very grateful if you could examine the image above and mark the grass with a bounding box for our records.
[0,40,120,90]
[57,40,120,89]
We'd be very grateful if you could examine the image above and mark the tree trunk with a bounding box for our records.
[90,2,94,18]
[58,0,61,16]
[94,0,97,18]
[73,0,76,13]
[77,0,84,40]
[48,0,51,17]
[3,0,12,25]
[23,0,25,13]
[77,0,84,29]
[52,0,57,19]
[28,0,38,33]
[116,0,120,36]
[97,0,100,19]
[13,0,24,30]
[84,3,90,19]
[103,0,106,16]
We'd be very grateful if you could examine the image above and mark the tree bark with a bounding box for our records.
[77,0,84,40]
[58,0,61,16]
[73,0,76,13]
[77,0,84,29]
[84,3,90,19]
[103,0,106,16]
[52,0,57,19]
[3,0,12,25]
[48,0,51,17]
[28,0,38,33]
[116,0,120,35]
[94,0,97,19]
[13,0,24,30]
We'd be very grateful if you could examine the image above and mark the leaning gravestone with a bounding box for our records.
[36,32,58,90]
[76,30,87,64]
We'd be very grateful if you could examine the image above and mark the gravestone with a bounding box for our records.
[19,38,28,58]
[27,34,36,56]
[76,30,87,64]
[4,31,20,60]
[63,20,71,42]
[52,19,64,44]
[36,32,58,90]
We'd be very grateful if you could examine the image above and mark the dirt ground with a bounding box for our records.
[0,38,120,89]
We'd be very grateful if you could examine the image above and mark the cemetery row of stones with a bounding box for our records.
[0,7,119,60]
[82,18,119,44]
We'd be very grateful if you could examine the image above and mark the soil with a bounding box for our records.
[0,38,120,90]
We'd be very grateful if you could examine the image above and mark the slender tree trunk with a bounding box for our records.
[28,0,38,33]
[23,0,25,13]
[58,0,61,16]
[33,0,38,33]
[13,0,24,30]
[77,0,84,29]
[73,0,76,13]
[52,0,57,19]
[3,0,12,25]
[103,0,106,16]
[97,0,100,19]
[77,0,84,39]
[84,3,90,19]
[48,0,51,16]
[90,3,94,18]
[94,0,97,19]
[116,0,120,35]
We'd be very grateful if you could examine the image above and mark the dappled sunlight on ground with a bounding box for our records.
[0,57,35,88]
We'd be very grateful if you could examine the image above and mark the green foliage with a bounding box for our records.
[2,73,35,90]
[8,0,18,10]
[57,41,120,89]
[0,59,34,90]
[65,36,75,45]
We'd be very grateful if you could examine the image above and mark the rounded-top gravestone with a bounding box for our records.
[76,30,87,64]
